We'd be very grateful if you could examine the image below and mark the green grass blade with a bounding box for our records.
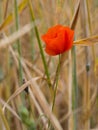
[14,0,23,84]
[72,46,78,130]
[28,0,52,91]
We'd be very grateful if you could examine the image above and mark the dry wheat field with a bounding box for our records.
[0,0,98,130]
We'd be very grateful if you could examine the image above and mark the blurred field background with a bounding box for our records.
[0,0,98,130]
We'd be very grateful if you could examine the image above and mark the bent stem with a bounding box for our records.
[0,106,10,130]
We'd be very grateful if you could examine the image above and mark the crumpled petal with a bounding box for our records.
[41,25,74,56]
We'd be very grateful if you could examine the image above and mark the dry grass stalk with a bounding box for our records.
[80,0,91,129]
[0,98,21,121]
[22,57,63,130]
[29,88,48,129]
[6,46,63,130]
[67,1,80,130]
[0,21,39,50]
[74,35,98,46]
[3,77,40,112]
[60,0,80,70]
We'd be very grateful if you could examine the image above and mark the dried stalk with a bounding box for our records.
[80,0,91,129]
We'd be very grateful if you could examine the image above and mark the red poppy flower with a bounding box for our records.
[41,25,74,56]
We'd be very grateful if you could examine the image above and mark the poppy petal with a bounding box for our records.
[41,25,74,56]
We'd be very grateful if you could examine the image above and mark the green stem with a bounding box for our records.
[72,46,78,130]
[52,55,61,111]
[30,27,35,61]
[48,55,60,129]
[0,106,10,130]
[28,0,52,89]
[14,0,23,84]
